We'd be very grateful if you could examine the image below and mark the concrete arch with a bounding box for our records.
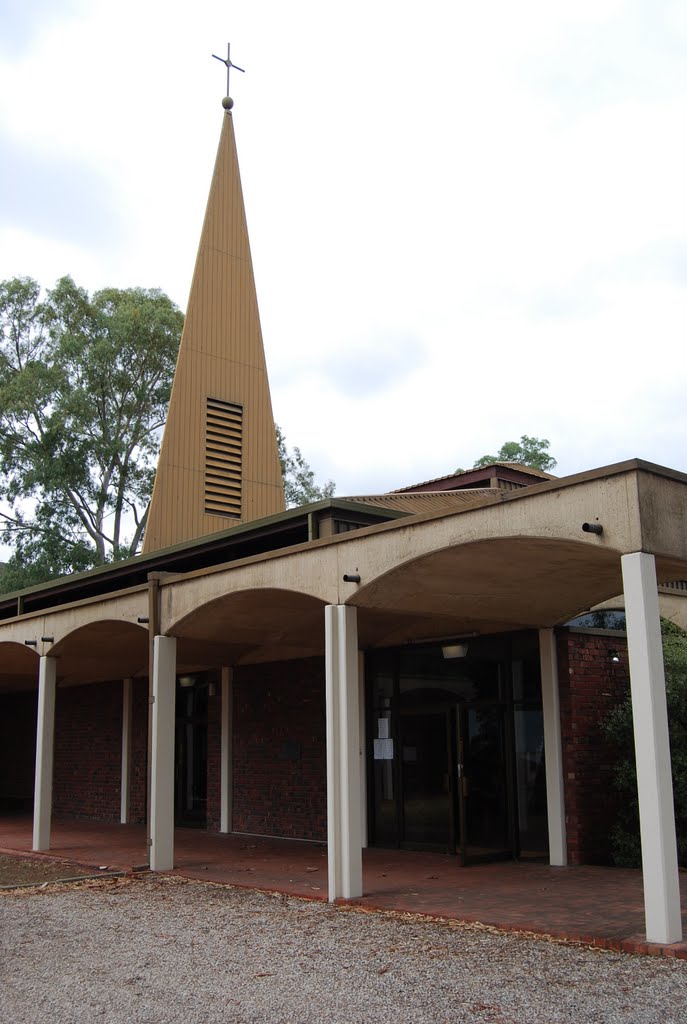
[0,586,148,654]
[346,535,626,649]
[49,619,149,684]
[169,587,329,668]
[161,546,341,636]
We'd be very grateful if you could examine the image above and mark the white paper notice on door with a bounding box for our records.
[373,738,394,760]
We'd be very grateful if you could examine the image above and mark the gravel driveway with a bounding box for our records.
[1,874,685,1024]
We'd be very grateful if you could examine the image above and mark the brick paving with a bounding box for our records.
[1,814,686,959]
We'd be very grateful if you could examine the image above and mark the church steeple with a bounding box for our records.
[143,98,285,553]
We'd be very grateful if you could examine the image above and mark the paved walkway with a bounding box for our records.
[1,814,686,959]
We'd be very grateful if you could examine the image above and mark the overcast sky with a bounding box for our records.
[0,0,685,496]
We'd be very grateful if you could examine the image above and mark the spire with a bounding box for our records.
[143,103,285,554]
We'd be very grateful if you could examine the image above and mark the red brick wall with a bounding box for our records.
[53,681,123,821]
[231,658,326,840]
[52,678,148,825]
[129,679,149,824]
[558,630,629,865]
[0,691,37,808]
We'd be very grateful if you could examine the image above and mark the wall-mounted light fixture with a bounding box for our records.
[40,636,54,643]
[609,650,621,664]
[178,675,195,688]
[582,522,603,535]
[442,643,469,659]
[137,616,150,624]
[24,640,37,647]
[342,573,361,583]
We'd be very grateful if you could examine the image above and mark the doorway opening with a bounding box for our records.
[175,674,209,827]
[367,634,547,862]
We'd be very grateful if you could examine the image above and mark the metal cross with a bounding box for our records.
[212,44,245,96]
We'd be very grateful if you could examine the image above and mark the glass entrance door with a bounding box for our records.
[457,704,513,863]
[368,641,522,861]
[400,708,454,850]
[397,703,513,858]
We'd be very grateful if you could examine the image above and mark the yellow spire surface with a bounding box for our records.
[143,109,285,553]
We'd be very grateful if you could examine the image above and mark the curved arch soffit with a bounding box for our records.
[346,535,625,645]
[170,587,329,667]
[50,619,149,684]
[0,641,41,691]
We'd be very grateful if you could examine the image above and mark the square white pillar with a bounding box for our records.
[120,678,133,824]
[33,656,57,851]
[220,666,233,834]
[622,552,682,944]
[150,635,176,871]
[325,605,363,901]
[539,628,567,866]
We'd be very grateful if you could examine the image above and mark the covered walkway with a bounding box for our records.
[1,815,686,959]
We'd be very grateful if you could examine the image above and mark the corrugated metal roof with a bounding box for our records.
[339,489,501,514]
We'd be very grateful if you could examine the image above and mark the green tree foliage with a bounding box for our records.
[0,275,183,584]
[276,425,335,508]
[471,435,557,473]
[604,618,687,868]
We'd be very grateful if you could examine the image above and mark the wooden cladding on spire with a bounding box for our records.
[142,111,285,553]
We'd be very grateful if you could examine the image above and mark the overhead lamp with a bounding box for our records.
[178,675,195,688]
[442,643,469,660]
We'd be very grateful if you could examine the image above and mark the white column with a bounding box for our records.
[120,678,133,824]
[33,656,57,851]
[539,628,567,866]
[150,636,176,871]
[325,605,363,901]
[622,552,682,944]
[358,651,368,849]
[220,666,233,834]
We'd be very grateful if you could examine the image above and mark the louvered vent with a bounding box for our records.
[204,398,243,519]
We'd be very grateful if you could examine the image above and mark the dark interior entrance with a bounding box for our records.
[400,708,453,848]
[399,703,511,861]
[368,635,546,862]
[175,675,209,827]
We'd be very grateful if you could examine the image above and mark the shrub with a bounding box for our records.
[604,619,687,867]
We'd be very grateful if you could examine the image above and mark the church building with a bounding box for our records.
[0,86,685,948]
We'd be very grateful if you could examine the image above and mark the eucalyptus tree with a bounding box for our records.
[0,275,183,584]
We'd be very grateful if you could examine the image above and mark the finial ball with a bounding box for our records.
[222,96,234,111]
